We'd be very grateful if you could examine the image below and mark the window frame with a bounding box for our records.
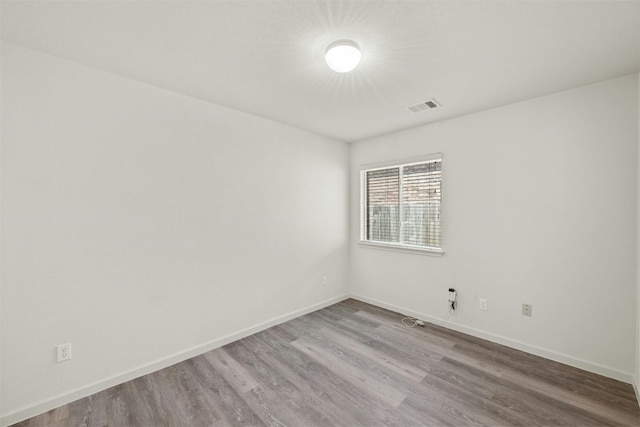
[359,153,443,256]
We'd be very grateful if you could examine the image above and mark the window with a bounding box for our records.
[360,154,442,254]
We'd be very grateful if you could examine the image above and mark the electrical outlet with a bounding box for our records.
[322,276,328,287]
[57,343,72,362]
[522,304,532,317]
[479,298,488,311]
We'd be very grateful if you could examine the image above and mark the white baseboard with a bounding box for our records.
[349,293,636,385]
[1,294,350,427]
[634,376,640,406]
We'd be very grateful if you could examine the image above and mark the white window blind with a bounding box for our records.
[366,168,399,243]
[362,156,442,252]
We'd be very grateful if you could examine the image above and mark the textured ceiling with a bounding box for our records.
[2,1,640,142]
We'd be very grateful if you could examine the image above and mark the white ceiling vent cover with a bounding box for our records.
[408,99,441,113]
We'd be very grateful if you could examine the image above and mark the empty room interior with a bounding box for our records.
[2,1,640,426]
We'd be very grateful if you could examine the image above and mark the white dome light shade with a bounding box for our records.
[325,40,361,73]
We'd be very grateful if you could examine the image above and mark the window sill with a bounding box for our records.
[358,240,444,256]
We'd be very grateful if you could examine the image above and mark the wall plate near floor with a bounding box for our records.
[57,343,72,362]
[479,298,488,311]
[522,304,532,317]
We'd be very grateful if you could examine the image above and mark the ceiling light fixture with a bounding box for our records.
[325,40,361,73]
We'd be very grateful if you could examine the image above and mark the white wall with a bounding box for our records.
[0,42,349,424]
[636,72,640,399]
[350,74,639,381]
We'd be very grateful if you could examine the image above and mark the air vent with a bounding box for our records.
[408,98,441,113]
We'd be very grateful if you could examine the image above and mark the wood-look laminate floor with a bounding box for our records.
[13,299,640,426]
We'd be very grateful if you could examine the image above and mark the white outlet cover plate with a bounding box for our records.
[57,343,72,362]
